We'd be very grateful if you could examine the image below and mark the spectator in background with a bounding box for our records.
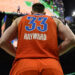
[65,16,74,25]
[1,15,7,35]
[65,16,75,33]
[17,6,20,14]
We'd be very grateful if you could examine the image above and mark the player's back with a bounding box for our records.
[15,14,59,60]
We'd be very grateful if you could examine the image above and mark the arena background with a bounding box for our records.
[0,0,75,75]
[0,0,60,16]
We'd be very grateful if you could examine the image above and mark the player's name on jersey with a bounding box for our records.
[24,33,47,40]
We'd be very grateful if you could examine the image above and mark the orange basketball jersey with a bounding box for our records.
[15,14,59,60]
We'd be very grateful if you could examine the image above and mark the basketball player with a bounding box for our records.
[0,3,75,75]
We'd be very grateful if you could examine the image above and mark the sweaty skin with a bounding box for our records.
[53,18,75,56]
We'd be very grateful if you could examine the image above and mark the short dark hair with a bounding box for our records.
[32,3,45,13]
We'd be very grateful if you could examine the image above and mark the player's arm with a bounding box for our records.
[54,18,75,56]
[0,17,21,57]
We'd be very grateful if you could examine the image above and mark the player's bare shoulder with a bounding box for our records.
[53,17,65,28]
[15,16,23,26]
[53,18,60,26]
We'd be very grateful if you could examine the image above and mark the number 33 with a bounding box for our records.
[25,17,48,32]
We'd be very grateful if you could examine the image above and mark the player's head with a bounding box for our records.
[31,3,45,14]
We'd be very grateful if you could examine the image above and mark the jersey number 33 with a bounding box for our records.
[25,17,48,32]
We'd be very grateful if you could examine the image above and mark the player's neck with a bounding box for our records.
[32,13,44,15]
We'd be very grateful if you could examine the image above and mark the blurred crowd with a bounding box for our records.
[65,16,75,33]
[0,0,75,35]
[43,0,64,18]
[42,0,75,34]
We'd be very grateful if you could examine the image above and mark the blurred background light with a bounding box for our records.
[72,11,75,16]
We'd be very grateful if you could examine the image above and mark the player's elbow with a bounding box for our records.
[0,39,6,47]
[67,36,75,46]
[0,40,4,47]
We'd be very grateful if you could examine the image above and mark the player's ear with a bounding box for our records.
[43,12,46,15]
[31,11,33,14]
